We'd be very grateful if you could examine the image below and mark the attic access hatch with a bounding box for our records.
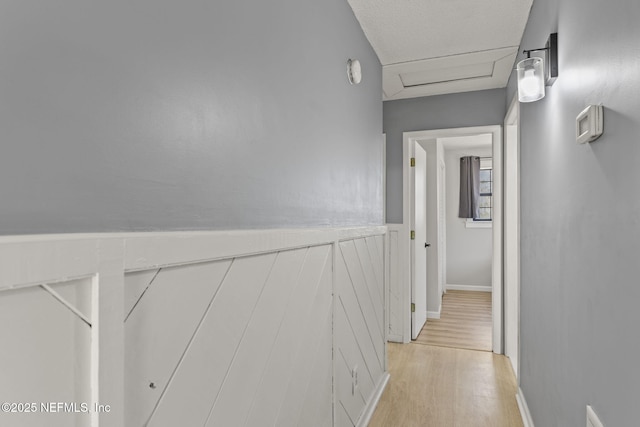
[383,46,518,100]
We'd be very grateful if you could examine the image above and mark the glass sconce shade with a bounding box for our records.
[517,57,545,102]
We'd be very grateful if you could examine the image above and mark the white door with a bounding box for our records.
[412,142,428,339]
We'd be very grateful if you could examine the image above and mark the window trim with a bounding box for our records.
[465,218,493,228]
[469,158,493,226]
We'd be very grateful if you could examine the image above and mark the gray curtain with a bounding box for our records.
[458,156,480,218]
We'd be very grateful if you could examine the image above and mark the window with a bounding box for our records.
[465,157,492,228]
[476,167,493,221]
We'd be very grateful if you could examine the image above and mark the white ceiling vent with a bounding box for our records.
[399,62,494,87]
[383,46,518,100]
[347,0,533,100]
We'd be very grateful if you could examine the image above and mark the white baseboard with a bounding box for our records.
[516,387,535,427]
[446,284,492,292]
[427,307,441,319]
[356,372,390,427]
[387,333,404,343]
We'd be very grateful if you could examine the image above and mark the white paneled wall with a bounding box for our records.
[335,236,387,427]
[0,227,388,427]
[386,224,409,343]
[0,279,92,427]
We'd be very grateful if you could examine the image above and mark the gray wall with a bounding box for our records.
[512,0,640,425]
[0,0,383,234]
[444,148,492,288]
[383,89,506,223]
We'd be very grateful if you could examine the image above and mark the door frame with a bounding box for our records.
[402,125,503,353]
[504,94,521,377]
[437,157,446,303]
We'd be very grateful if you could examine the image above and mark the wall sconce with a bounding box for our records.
[517,33,558,102]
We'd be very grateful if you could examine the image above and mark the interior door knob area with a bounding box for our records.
[425,243,431,248]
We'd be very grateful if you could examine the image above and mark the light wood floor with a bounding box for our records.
[415,290,492,352]
[368,344,523,427]
[368,291,521,426]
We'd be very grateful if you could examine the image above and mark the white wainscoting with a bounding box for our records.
[335,235,389,426]
[0,226,387,427]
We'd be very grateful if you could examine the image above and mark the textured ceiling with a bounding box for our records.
[347,0,533,99]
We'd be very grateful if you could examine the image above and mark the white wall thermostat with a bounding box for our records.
[576,104,603,144]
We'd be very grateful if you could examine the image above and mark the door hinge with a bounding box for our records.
[410,230,415,240]
[411,303,415,313]
[410,157,415,167]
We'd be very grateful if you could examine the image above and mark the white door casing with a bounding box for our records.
[403,126,502,351]
[438,159,447,300]
[504,94,521,378]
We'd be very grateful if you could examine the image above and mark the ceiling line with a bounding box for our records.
[383,45,520,67]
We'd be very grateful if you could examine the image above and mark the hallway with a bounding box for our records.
[2,0,636,424]
[368,290,520,426]
[368,344,522,427]
[416,290,492,352]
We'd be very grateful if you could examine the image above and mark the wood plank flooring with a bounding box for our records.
[368,344,523,427]
[414,290,492,352]
[367,290,522,426]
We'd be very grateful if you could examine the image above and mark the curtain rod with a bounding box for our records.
[465,156,492,159]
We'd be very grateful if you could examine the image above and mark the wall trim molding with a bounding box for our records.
[0,226,387,280]
[387,333,404,342]
[427,306,441,319]
[356,373,390,427]
[446,284,492,292]
[516,387,535,427]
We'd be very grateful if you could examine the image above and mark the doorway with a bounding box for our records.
[402,125,503,353]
